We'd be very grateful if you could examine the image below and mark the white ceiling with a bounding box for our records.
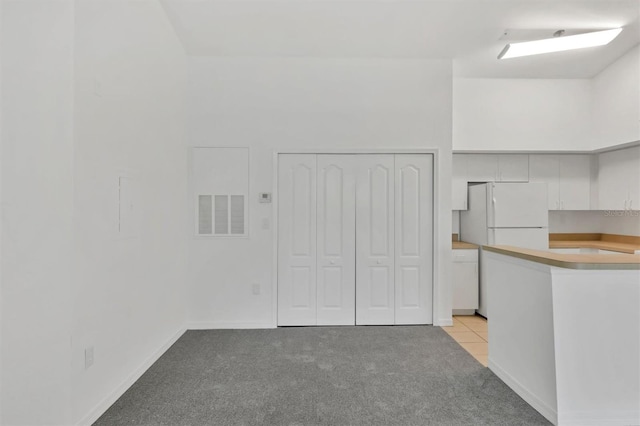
[160,0,640,78]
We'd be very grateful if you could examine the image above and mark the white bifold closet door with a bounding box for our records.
[355,155,395,325]
[316,155,357,325]
[277,154,317,326]
[277,154,433,326]
[394,155,433,325]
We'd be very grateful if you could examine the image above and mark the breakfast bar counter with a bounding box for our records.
[482,245,640,426]
[483,245,640,270]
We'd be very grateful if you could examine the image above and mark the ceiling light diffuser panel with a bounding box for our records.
[498,28,623,59]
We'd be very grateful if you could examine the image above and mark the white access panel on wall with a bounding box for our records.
[394,155,433,325]
[317,155,357,325]
[192,148,249,237]
[277,154,317,326]
[355,155,395,325]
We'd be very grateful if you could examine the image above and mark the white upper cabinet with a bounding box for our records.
[558,155,593,210]
[464,154,529,183]
[529,154,592,210]
[452,154,468,210]
[497,154,530,182]
[629,148,640,210]
[529,155,560,210]
[453,153,529,210]
[597,146,640,210]
[465,154,499,182]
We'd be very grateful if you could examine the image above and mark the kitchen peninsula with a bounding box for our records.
[482,245,640,426]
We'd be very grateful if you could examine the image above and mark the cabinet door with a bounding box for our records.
[529,155,560,210]
[465,154,499,182]
[452,154,468,210]
[452,261,478,310]
[559,155,592,210]
[498,154,529,182]
[598,149,630,210]
[625,147,640,211]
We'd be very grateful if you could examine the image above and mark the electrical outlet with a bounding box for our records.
[85,346,94,369]
[252,283,261,295]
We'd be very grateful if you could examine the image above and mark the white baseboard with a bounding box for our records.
[489,359,558,426]
[437,318,453,326]
[77,327,187,426]
[187,321,275,330]
[558,410,640,426]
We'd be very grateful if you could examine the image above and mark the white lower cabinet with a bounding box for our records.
[452,249,478,313]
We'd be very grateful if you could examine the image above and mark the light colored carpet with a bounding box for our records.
[94,326,551,425]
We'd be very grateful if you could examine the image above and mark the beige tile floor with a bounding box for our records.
[441,315,488,366]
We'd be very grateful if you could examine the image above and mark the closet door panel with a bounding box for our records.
[277,155,317,325]
[317,155,356,325]
[356,155,395,325]
[394,155,433,325]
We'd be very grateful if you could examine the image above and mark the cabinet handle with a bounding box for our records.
[630,199,633,210]
[624,199,628,210]
[555,200,559,209]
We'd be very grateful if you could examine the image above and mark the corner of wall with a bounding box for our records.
[590,44,640,151]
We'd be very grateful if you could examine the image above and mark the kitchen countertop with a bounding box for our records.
[549,233,640,254]
[452,241,479,250]
[483,245,640,270]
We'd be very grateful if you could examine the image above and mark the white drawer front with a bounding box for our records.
[452,249,478,262]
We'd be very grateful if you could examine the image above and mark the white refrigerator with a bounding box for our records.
[460,182,549,317]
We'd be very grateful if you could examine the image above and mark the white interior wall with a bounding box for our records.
[549,211,640,237]
[1,1,75,424]
[187,57,454,327]
[0,3,3,420]
[1,1,188,424]
[591,45,640,150]
[452,78,593,151]
[453,44,640,153]
[72,1,188,423]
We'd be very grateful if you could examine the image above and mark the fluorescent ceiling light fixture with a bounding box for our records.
[498,28,623,59]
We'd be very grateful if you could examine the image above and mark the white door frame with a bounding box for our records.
[271,148,442,327]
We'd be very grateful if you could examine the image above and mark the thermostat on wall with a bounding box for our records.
[259,193,272,203]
